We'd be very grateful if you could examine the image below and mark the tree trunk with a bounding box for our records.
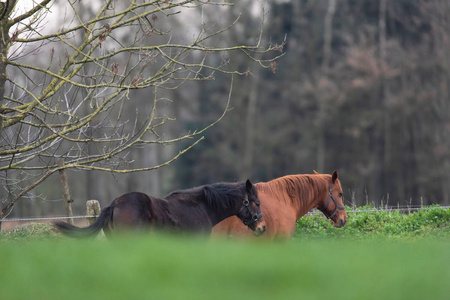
[317,0,336,172]
[0,1,16,221]
[0,1,14,131]
[242,70,260,180]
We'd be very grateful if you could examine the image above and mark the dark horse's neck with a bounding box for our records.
[256,174,329,219]
[163,181,246,231]
[202,181,247,225]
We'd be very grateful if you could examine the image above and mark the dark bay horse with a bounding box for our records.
[211,171,347,239]
[54,180,265,237]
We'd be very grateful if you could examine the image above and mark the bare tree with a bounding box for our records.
[0,0,281,219]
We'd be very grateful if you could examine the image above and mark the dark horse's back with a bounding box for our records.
[54,192,153,238]
[105,192,153,233]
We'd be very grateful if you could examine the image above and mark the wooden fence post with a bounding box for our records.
[58,159,74,225]
[86,200,101,226]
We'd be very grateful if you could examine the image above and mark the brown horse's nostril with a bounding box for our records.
[339,219,345,227]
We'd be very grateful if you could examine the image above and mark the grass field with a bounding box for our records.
[1,207,449,300]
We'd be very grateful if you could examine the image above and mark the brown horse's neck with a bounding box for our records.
[256,174,329,220]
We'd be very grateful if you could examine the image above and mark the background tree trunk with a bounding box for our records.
[316,0,336,172]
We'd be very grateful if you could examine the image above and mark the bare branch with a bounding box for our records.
[0,0,282,217]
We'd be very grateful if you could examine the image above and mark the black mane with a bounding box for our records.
[203,182,246,211]
[167,182,247,211]
[166,185,205,199]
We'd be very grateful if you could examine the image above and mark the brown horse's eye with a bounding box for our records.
[339,193,343,197]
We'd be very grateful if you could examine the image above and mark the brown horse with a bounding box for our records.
[211,171,347,239]
[54,180,265,237]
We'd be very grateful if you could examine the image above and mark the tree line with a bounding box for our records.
[2,0,449,219]
[173,0,450,207]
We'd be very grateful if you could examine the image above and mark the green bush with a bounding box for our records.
[294,206,450,240]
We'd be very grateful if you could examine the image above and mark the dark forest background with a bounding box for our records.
[9,0,450,218]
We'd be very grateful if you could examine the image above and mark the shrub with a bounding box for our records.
[294,206,450,240]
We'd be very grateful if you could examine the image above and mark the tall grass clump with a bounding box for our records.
[0,223,64,242]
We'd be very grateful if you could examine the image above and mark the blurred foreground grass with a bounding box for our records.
[1,207,449,300]
[1,229,449,300]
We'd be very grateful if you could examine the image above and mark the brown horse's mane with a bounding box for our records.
[255,174,332,205]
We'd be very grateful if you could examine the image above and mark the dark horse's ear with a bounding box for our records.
[245,179,254,194]
[332,170,339,183]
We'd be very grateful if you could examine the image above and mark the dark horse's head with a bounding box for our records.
[204,180,266,236]
[237,180,266,236]
[317,170,347,228]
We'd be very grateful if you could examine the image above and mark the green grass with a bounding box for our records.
[1,208,449,300]
[1,234,449,300]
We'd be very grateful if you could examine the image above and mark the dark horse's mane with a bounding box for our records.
[166,182,248,212]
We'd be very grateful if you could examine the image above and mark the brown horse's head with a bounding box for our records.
[317,171,347,228]
[236,180,266,236]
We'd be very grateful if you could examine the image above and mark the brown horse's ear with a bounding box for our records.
[313,170,319,174]
[332,170,338,183]
[246,179,253,193]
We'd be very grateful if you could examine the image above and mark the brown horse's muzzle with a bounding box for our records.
[250,218,266,236]
[245,217,266,236]
[333,215,347,228]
